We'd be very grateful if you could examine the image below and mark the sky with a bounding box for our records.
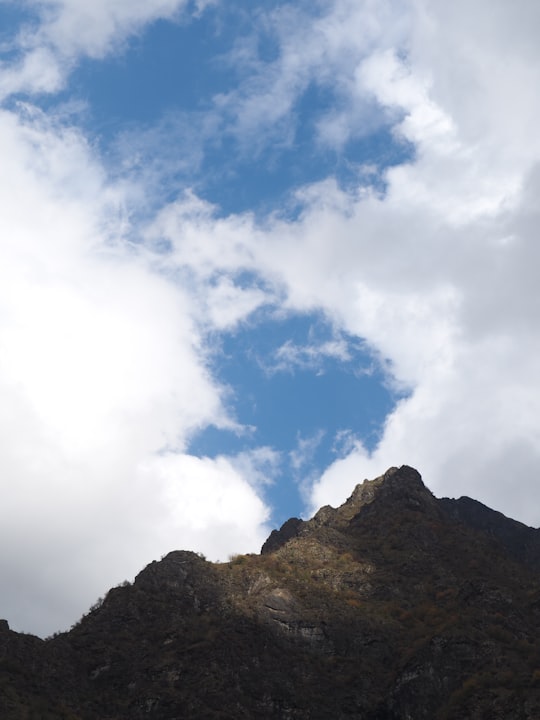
[1,0,540,637]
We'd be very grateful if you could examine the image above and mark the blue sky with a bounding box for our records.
[189,312,400,523]
[1,0,540,637]
[61,5,411,216]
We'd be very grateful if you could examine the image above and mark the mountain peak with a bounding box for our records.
[262,465,433,554]
[340,464,428,514]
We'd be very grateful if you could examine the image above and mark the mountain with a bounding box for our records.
[2,466,540,719]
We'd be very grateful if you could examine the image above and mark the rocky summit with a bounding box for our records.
[2,466,540,719]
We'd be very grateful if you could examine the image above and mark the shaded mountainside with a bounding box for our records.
[2,466,540,719]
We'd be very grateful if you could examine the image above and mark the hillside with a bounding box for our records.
[1,466,540,719]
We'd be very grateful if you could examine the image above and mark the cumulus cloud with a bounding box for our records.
[0,105,272,636]
[150,0,540,528]
[292,2,540,524]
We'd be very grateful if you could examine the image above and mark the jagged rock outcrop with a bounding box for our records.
[1,466,540,719]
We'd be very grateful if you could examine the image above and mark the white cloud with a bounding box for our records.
[268,337,351,375]
[201,276,270,331]
[150,0,540,530]
[138,452,270,552]
[0,105,272,636]
[23,0,210,59]
[229,446,282,488]
[0,47,64,97]
[213,0,412,152]
[289,431,325,473]
[298,2,540,525]
[0,0,210,97]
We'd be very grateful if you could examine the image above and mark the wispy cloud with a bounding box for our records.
[289,431,325,473]
[0,0,209,97]
[276,337,350,369]
[212,0,411,153]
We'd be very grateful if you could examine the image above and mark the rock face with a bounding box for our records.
[2,466,540,719]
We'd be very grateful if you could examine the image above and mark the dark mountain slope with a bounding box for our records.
[1,466,540,719]
[439,494,540,571]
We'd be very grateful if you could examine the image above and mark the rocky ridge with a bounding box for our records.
[1,466,540,719]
